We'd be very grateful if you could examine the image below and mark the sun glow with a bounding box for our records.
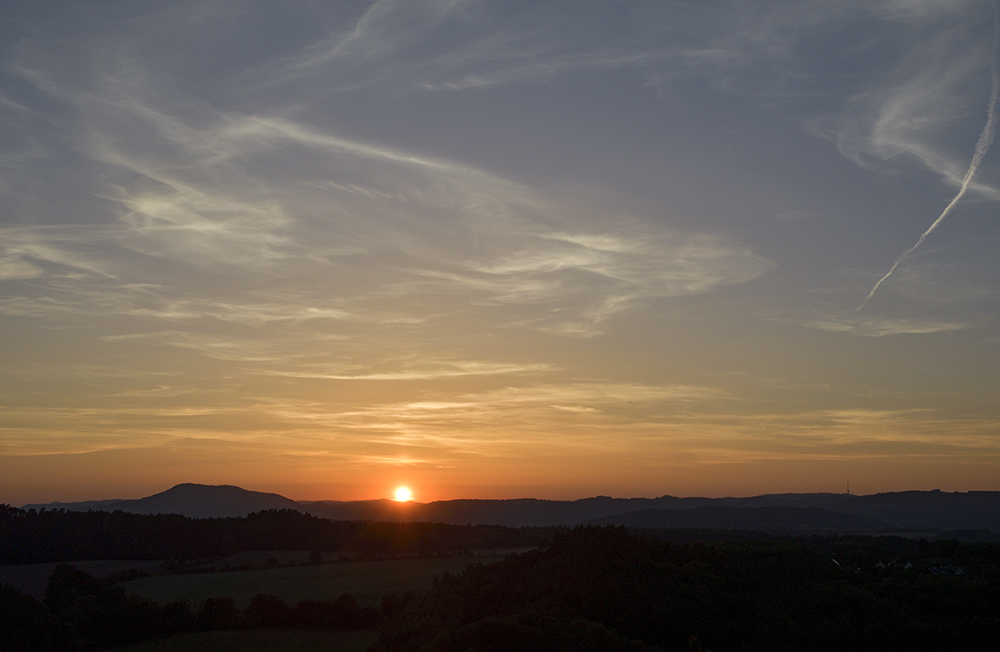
[394,486,413,502]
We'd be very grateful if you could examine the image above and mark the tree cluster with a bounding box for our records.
[373,526,1000,652]
[0,505,555,564]
[1,563,408,651]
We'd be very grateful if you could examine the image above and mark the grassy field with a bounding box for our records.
[0,559,166,600]
[123,556,490,607]
[119,630,376,652]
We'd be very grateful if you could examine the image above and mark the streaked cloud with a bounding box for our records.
[1,1,998,502]
[789,312,980,337]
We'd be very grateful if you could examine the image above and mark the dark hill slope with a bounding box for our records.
[301,496,689,526]
[22,485,1000,533]
[583,505,889,534]
[109,483,304,517]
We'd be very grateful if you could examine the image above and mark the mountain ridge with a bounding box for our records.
[20,483,1000,534]
[582,505,890,534]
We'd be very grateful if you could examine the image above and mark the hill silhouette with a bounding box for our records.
[25,483,302,519]
[21,484,1000,536]
[582,505,889,534]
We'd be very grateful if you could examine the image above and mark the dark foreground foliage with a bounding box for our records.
[5,524,1000,651]
[0,504,554,564]
[373,526,1000,652]
[1,563,397,651]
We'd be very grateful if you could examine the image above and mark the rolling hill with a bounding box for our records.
[21,484,1000,536]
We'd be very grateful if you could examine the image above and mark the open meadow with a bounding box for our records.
[123,555,495,608]
[0,559,167,600]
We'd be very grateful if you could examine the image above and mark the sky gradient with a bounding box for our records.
[2,0,999,505]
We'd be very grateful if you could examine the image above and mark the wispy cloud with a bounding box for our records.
[2,1,999,497]
[263,360,553,381]
[785,311,980,336]
[856,3,1000,310]
[0,48,774,341]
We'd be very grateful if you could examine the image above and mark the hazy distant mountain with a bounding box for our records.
[830,490,1000,531]
[306,490,1000,531]
[695,491,1000,532]
[582,505,889,534]
[300,496,681,526]
[22,484,1000,535]
[24,483,302,518]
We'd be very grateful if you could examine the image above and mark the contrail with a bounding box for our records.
[857,3,1000,312]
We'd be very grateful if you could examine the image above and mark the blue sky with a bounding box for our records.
[2,0,999,503]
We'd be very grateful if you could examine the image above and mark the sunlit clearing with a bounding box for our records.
[394,486,413,502]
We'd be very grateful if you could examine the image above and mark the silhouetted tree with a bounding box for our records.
[0,584,85,652]
[197,597,241,631]
[246,593,291,629]
[373,526,1000,652]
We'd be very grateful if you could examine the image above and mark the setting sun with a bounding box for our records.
[394,486,413,502]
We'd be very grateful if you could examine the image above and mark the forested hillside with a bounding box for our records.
[374,526,1000,651]
[0,505,554,564]
[3,521,1000,651]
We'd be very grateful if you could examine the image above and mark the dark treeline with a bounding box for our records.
[373,526,1000,652]
[0,505,556,564]
[2,563,401,651]
[4,523,1000,650]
